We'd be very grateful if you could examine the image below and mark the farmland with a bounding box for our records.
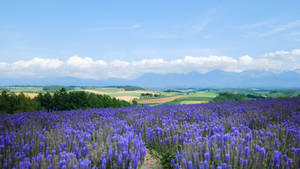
[1,98,300,169]
[76,89,157,102]
[2,86,300,106]
[137,94,186,104]
[166,92,218,105]
[0,86,159,102]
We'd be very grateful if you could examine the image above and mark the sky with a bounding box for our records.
[0,0,300,80]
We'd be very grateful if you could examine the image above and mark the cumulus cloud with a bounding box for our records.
[1,49,300,79]
[12,58,63,70]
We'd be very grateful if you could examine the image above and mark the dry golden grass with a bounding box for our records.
[78,89,159,102]
[115,96,139,102]
[15,93,39,98]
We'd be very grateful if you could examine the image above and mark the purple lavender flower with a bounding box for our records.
[244,146,250,157]
[182,158,187,165]
[3,163,8,169]
[225,153,230,162]
[255,144,260,152]
[171,159,175,167]
[203,160,209,169]
[288,158,292,168]
[79,159,91,169]
[221,163,227,169]
[205,152,210,160]
[188,160,194,169]
[260,147,266,159]
[243,159,248,166]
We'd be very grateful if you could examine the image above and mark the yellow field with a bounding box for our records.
[15,93,39,98]
[179,100,208,104]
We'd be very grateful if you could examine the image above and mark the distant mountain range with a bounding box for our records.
[1,70,300,88]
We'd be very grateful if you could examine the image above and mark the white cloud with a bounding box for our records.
[236,21,271,30]
[145,34,180,39]
[84,24,141,32]
[11,57,63,70]
[239,55,253,65]
[259,20,300,37]
[291,49,300,55]
[66,56,107,69]
[1,49,300,79]
[193,18,211,33]
[132,24,141,29]
[287,31,300,36]
[97,24,141,31]
[238,20,300,38]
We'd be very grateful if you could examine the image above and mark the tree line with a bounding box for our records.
[0,88,131,114]
[105,85,145,91]
[140,93,160,97]
[212,92,265,102]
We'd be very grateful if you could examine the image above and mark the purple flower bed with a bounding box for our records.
[1,98,300,169]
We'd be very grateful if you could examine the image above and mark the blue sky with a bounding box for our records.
[0,0,300,79]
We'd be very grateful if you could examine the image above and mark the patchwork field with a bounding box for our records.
[4,87,298,106]
[2,87,158,102]
[1,86,221,104]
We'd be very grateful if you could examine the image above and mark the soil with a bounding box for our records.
[138,94,186,104]
[141,149,163,169]
[115,96,140,102]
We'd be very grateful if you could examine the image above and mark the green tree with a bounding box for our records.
[132,99,138,105]
[0,91,9,113]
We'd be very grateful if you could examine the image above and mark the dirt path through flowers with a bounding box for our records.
[141,149,163,169]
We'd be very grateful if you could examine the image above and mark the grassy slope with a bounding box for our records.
[108,93,142,97]
[167,92,218,105]
[92,88,124,93]
[159,92,183,97]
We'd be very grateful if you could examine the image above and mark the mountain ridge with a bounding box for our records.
[1,70,299,88]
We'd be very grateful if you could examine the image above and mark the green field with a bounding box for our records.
[92,88,124,93]
[77,87,124,93]
[167,96,213,104]
[108,93,141,97]
[158,91,183,97]
[0,87,44,93]
[166,92,218,105]
[2,86,298,106]
[180,100,208,104]
[187,92,218,97]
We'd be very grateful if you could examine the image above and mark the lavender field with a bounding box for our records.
[1,98,300,169]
